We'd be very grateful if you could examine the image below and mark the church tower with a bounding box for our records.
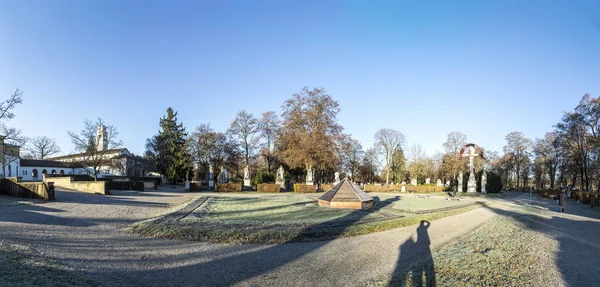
[97,124,108,151]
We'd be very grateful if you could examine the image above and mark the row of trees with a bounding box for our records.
[142,87,494,187]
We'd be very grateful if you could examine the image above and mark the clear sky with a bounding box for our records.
[1,0,599,158]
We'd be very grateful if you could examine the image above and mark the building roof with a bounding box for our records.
[318,178,373,203]
[20,159,77,168]
[45,148,129,161]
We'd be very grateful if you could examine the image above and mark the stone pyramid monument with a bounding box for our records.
[318,178,373,210]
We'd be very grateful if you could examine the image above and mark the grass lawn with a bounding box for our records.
[0,241,98,287]
[375,195,477,212]
[131,194,489,244]
[182,196,387,226]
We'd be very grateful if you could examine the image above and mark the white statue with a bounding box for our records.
[277,166,285,180]
[334,172,340,183]
[219,167,229,183]
[306,167,314,185]
[244,166,250,179]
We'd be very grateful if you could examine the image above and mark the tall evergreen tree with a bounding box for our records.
[146,107,192,184]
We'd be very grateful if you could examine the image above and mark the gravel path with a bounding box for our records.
[1,190,598,286]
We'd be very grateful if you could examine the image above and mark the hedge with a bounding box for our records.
[320,184,333,192]
[216,183,242,192]
[257,183,281,193]
[406,185,445,193]
[363,184,445,193]
[294,184,317,193]
[106,181,144,191]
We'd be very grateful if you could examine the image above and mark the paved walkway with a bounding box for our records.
[1,190,598,286]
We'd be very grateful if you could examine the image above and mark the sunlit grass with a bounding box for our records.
[131,195,488,244]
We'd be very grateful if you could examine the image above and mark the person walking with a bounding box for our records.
[559,189,566,213]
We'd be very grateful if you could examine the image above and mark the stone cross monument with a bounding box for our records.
[459,144,486,193]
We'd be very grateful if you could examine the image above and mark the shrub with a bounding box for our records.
[257,184,281,193]
[251,171,276,188]
[320,184,333,192]
[293,184,317,193]
[485,172,503,193]
[406,185,445,193]
[216,183,242,192]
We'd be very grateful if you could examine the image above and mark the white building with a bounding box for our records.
[1,125,147,182]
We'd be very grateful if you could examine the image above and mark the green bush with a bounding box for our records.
[251,171,276,188]
[477,172,502,193]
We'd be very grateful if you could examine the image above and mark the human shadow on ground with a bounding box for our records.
[485,196,600,287]
[388,220,436,287]
[103,196,402,286]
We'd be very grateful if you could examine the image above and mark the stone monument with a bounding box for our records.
[218,167,229,183]
[276,166,285,189]
[481,170,487,193]
[243,166,251,188]
[334,172,340,185]
[458,143,486,193]
[306,167,314,185]
[436,179,442,186]
[208,163,214,189]
[458,171,463,192]
[401,181,406,192]
[410,178,417,186]
[462,145,478,193]
[425,178,431,185]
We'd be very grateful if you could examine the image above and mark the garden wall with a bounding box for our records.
[44,176,109,195]
[0,178,54,200]
[106,181,144,191]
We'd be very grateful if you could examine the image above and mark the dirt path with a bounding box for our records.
[2,190,597,286]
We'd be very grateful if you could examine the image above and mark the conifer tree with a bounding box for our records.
[146,107,192,184]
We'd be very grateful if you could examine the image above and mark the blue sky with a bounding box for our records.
[1,0,599,158]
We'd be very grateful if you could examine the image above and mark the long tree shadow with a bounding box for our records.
[389,220,436,287]
[118,196,402,286]
[484,197,600,287]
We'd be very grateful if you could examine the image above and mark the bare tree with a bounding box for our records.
[442,131,467,154]
[259,111,281,173]
[373,128,406,184]
[503,131,532,189]
[0,89,26,145]
[339,135,364,179]
[228,110,260,167]
[67,118,123,180]
[24,136,61,160]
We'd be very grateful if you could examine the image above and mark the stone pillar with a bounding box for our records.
[467,171,476,193]
[401,181,406,192]
[458,171,463,192]
[481,171,487,193]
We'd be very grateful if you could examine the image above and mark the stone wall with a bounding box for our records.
[44,175,109,195]
[0,178,53,200]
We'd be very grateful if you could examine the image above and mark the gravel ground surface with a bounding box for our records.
[1,189,598,286]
